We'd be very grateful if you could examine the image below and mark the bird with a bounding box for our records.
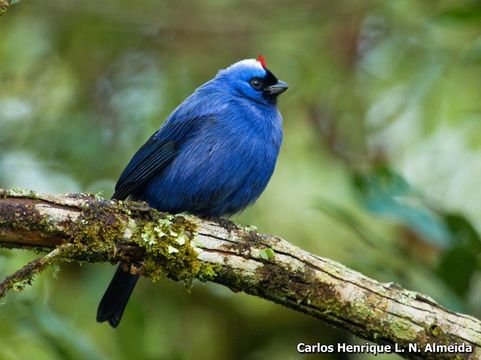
[96,56,288,327]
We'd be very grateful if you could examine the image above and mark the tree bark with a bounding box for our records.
[0,189,480,359]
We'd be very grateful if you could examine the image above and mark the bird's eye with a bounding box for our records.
[250,78,263,90]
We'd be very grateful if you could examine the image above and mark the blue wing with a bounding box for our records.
[112,114,210,200]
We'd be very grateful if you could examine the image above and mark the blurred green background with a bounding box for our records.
[2,0,481,359]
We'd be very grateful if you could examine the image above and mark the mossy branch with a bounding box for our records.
[0,189,481,359]
[0,244,73,297]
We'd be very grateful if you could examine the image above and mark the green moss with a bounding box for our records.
[11,278,31,291]
[130,214,193,282]
[196,263,221,281]
[428,323,441,337]
[214,266,258,293]
[0,198,57,239]
[6,188,36,198]
[0,248,66,298]
[251,263,321,305]
[1,190,212,296]
[384,317,418,342]
[63,198,127,262]
[1,190,219,299]
[241,224,258,232]
[248,260,426,346]
[259,248,275,260]
[124,212,220,285]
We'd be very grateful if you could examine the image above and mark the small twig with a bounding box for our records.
[0,243,73,297]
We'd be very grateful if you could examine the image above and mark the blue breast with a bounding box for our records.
[138,96,282,217]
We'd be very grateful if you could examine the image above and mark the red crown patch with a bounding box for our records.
[257,55,267,69]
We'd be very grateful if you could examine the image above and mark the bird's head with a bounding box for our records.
[215,56,288,105]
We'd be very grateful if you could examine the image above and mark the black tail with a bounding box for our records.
[97,264,140,328]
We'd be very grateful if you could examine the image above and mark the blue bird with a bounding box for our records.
[97,56,288,327]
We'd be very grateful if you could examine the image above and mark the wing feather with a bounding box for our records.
[112,114,211,200]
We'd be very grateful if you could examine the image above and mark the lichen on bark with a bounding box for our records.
[0,190,217,291]
[1,189,481,359]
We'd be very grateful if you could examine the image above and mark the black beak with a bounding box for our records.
[264,80,288,96]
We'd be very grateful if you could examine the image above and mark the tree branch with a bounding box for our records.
[0,189,480,359]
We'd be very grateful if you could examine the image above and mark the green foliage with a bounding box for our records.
[353,166,451,248]
[438,214,481,298]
